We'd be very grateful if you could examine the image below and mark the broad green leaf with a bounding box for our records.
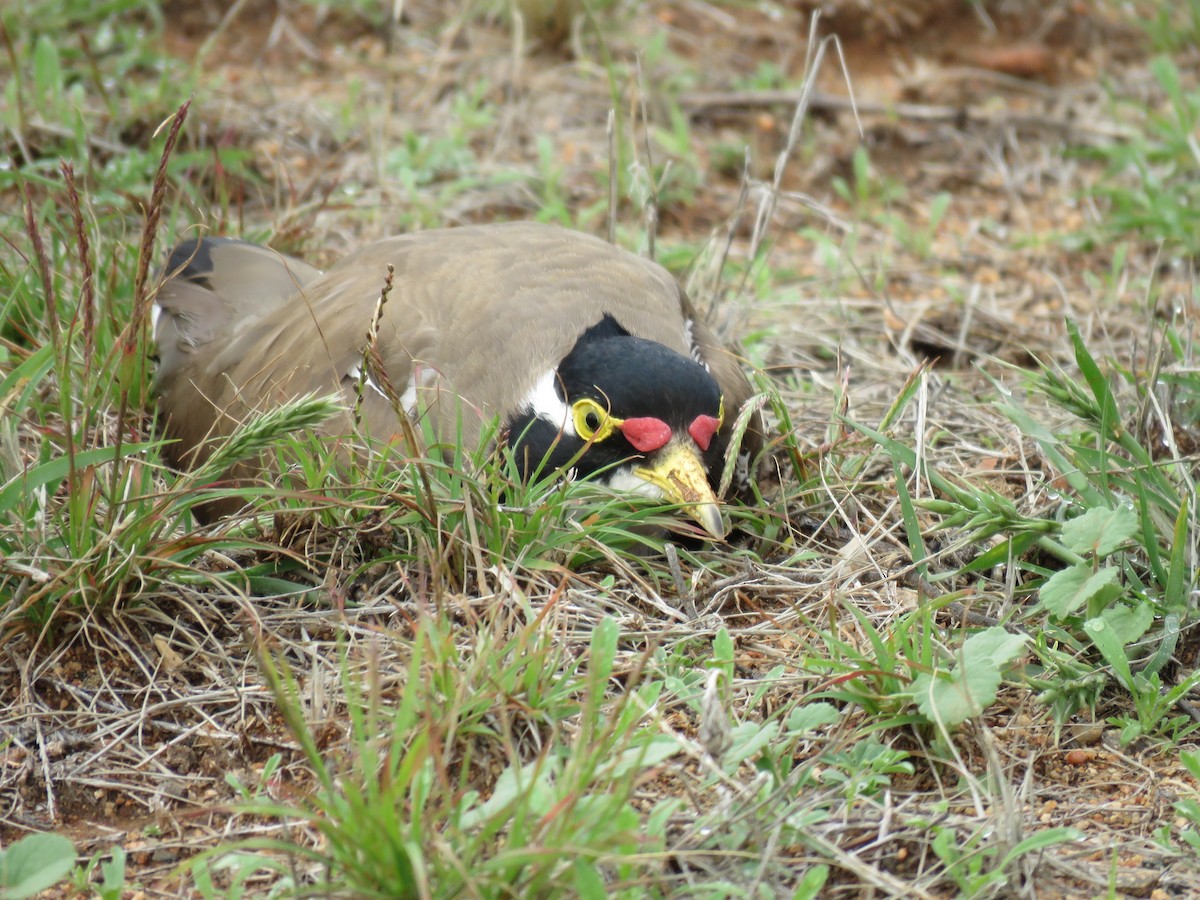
[1096,603,1153,645]
[646,798,682,841]
[792,864,830,900]
[606,735,680,779]
[1039,564,1122,618]
[909,627,1028,727]
[1059,506,1138,557]
[959,531,1040,575]
[0,833,76,899]
[785,702,840,734]
[458,760,553,830]
[573,859,607,900]
[98,846,127,900]
[1083,615,1135,689]
[32,36,63,105]
[964,626,1031,666]
[723,721,779,769]
[999,827,1083,866]
[1181,750,1200,780]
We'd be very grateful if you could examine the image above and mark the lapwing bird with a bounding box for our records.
[153,222,761,535]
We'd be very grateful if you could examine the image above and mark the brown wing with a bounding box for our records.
[201,224,675,437]
[153,237,323,471]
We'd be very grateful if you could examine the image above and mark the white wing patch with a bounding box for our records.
[520,368,574,435]
[683,318,710,371]
[347,362,443,419]
[400,365,439,416]
[347,363,388,400]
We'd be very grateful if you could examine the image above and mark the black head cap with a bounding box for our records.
[507,314,727,485]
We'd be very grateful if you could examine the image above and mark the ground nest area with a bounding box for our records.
[4,0,1200,897]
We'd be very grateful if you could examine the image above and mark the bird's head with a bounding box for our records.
[506,315,730,538]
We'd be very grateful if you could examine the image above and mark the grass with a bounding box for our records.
[862,317,1200,741]
[5,0,1200,897]
[1080,53,1200,253]
[188,616,686,897]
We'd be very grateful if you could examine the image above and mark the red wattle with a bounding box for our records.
[620,417,671,452]
[688,415,720,451]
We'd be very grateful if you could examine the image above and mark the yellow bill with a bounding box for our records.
[634,439,726,539]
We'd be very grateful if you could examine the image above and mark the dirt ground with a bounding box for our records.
[5,0,1200,896]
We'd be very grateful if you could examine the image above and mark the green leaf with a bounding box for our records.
[909,627,1028,728]
[0,343,55,415]
[588,617,618,696]
[1067,319,1119,438]
[985,371,1104,508]
[1136,488,1168,589]
[959,531,1040,575]
[1164,496,1190,613]
[1059,506,1138,557]
[1083,615,1135,689]
[646,797,681,842]
[713,626,734,681]
[458,760,554,830]
[998,827,1083,865]
[0,442,158,517]
[1096,603,1153,645]
[1182,750,1200,781]
[929,192,952,230]
[792,864,830,900]
[785,702,840,734]
[572,859,607,900]
[32,35,63,105]
[98,847,128,900]
[0,833,77,899]
[1120,720,1144,745]
[723,722,779,769]
[1151,55,1187,125]
[1039,564,1122,619]
[894,461,927,579]
[606,735,679,779]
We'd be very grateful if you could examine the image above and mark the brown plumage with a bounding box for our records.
[154,222,760,532]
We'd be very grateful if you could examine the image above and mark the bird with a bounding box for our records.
[152,222,761,535]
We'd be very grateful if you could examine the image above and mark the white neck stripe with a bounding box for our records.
[520,368,573,434]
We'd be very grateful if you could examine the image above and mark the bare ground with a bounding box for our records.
[4,0,1200,896]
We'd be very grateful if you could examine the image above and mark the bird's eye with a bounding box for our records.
[572,398,618,442]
